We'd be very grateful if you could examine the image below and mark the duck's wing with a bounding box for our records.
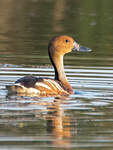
[15,76,43,88]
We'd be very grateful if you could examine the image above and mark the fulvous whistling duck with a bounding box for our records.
[6,35,91,96]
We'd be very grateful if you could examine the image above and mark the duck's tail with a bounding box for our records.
[6,84,24,93]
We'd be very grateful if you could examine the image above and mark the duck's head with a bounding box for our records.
[48,35,91,57]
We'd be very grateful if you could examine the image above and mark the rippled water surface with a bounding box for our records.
[0,0,113,150]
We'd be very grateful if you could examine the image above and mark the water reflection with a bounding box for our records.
[1,95,74,148]
[1,84,113,149]
[47,99,72,148]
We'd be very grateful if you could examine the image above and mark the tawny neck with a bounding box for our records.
[49,52,73,93]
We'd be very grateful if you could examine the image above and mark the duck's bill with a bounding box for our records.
[72,41,92,52]
[79,46,92,52]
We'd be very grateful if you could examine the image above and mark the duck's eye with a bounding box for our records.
[65,39,69,43]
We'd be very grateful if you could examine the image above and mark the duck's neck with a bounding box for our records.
[49,52,73,94]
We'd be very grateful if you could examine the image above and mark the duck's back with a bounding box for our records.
[6,76,68,96]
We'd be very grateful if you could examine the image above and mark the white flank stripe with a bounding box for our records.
[46,79,63,91]
[50,80,63,91]
[36,82,51,90]
[14,83,25,88]
[14,83,22,86]
[45,79,56,90]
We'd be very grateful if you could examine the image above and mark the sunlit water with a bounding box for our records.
[0,0,113,150]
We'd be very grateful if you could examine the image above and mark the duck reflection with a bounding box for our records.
[6,95,77,148]
[46,100,72,147]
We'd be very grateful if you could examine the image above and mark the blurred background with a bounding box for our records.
[0,0,113,66]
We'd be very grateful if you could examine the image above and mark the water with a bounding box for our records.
[0,0,113,149]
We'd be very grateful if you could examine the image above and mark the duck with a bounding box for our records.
[6,35,91,96]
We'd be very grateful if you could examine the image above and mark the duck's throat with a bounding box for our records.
[49,53,73,93]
